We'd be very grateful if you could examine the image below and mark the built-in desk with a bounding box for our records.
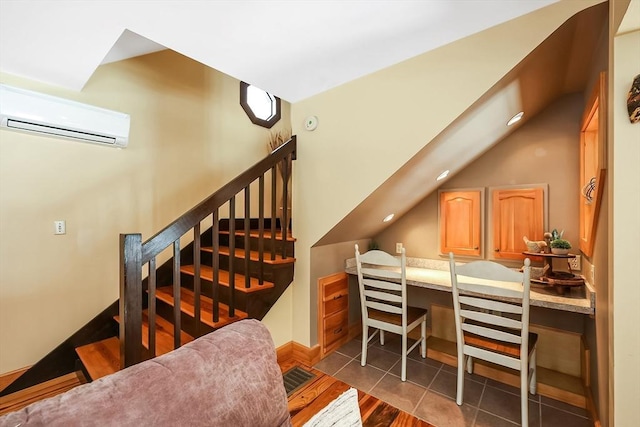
[345,257,595,315]
[345,257,596,410]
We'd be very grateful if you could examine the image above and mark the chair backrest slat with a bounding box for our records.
[360,267,401,281]
[364,289,402,304]
[366,300,403,314]
[362,278,402,292]
[456,280,524,300]
[455,260,523,282]
[358,250,401,267]
[459,309,523,330]
[459,296,523,315]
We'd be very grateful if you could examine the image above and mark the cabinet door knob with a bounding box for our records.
[494,248,500,252]
[474,247,479,250]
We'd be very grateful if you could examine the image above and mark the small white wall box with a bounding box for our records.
[0,84,130,148]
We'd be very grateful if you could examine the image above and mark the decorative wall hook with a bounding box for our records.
[582,176,596,204]
[628,74,640,124]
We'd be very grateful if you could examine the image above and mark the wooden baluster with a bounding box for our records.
[212,209,220,323]
[148,257,157,358]
[270,166,277,261]
[244,186,250,289]
[120,233,142,369]
[258,175,265,285]
[172,239,181,349]
[281,154,289,259]
[229,197,236,318]
[193,223,201,337]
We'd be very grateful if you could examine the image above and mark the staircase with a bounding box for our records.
[1,137,297,394]
[75,223,295,380]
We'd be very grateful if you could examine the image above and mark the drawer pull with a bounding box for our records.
[334,327,343,335]
[333,294,343,300]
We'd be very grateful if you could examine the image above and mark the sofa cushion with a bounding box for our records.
[0,319,291,427]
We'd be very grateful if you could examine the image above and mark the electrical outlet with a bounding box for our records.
[396,243,403,254]
[54,220,66,235]
[568,255,581,271]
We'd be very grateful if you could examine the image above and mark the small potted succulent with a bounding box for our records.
[550,238,572,255]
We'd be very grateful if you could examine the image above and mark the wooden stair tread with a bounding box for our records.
[78,313,195,381]
[114,312,194,356]
[180,265,275,293]
[203,246,295,264]
[75,336,120,381]
[220,229,296,242]
[156,286,248,329]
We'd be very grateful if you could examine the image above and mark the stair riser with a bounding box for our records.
[201,252,283,279]
[218,233,294,257]
[154,298,216,339]
[178,275,251,312]
[178,265,292,318]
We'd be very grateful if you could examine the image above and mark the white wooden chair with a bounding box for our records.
[448,252,537,427]
[355,244,427,381]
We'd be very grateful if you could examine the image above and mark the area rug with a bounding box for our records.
[302,387,362,427]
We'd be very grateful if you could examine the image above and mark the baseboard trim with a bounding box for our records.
[0,367,30,393]
[584,381,601,427]
[276,341,321,366]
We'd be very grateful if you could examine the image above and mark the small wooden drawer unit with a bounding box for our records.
[318,272,349,356]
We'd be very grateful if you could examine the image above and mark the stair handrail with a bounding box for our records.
[120,136,296,368]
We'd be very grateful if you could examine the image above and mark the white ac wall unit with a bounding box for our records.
[0,84,130,148]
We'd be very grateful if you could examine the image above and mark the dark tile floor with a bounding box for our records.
[313,335,593,427]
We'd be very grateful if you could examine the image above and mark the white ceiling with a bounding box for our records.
[0,0,559,102]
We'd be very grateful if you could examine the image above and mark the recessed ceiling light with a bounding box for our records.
[436,170,450,181]
[507,111,524,126]
[383,214,395,223]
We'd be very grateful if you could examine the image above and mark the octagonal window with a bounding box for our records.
[240,82,281,128]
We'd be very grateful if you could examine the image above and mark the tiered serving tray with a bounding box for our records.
[523,251,585,294]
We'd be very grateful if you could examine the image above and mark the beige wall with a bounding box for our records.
[612,26,640,426]
[0,50,291,373]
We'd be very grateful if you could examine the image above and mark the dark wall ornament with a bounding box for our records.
[628,74,640,124]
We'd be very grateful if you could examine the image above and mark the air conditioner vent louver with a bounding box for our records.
[7,119,117,145]
[0,84,130,148]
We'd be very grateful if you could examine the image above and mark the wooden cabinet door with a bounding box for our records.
[492,187,544,260]
[439,190,482,257]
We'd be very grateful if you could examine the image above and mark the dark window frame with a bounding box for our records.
[240,82,281,128]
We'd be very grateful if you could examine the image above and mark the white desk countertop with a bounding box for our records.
[345,257,595,315]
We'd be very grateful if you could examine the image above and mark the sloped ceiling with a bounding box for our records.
[0,0,559,103]
[316,2,609,246]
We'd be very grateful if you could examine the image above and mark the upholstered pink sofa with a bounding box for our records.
[0,319,291,427]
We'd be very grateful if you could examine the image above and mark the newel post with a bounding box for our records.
[119,233,142,368]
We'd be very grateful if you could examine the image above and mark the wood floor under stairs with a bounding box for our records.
[74,224,294,383]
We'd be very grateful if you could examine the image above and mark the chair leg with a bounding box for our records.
[401,333,407,381]
[466,354,473,374]
[361,326,368,367]
[380,330,385,345]
[420,320,427,358]
[529,346,537,395]
[521,369,529,427]
[456,353,465,405]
